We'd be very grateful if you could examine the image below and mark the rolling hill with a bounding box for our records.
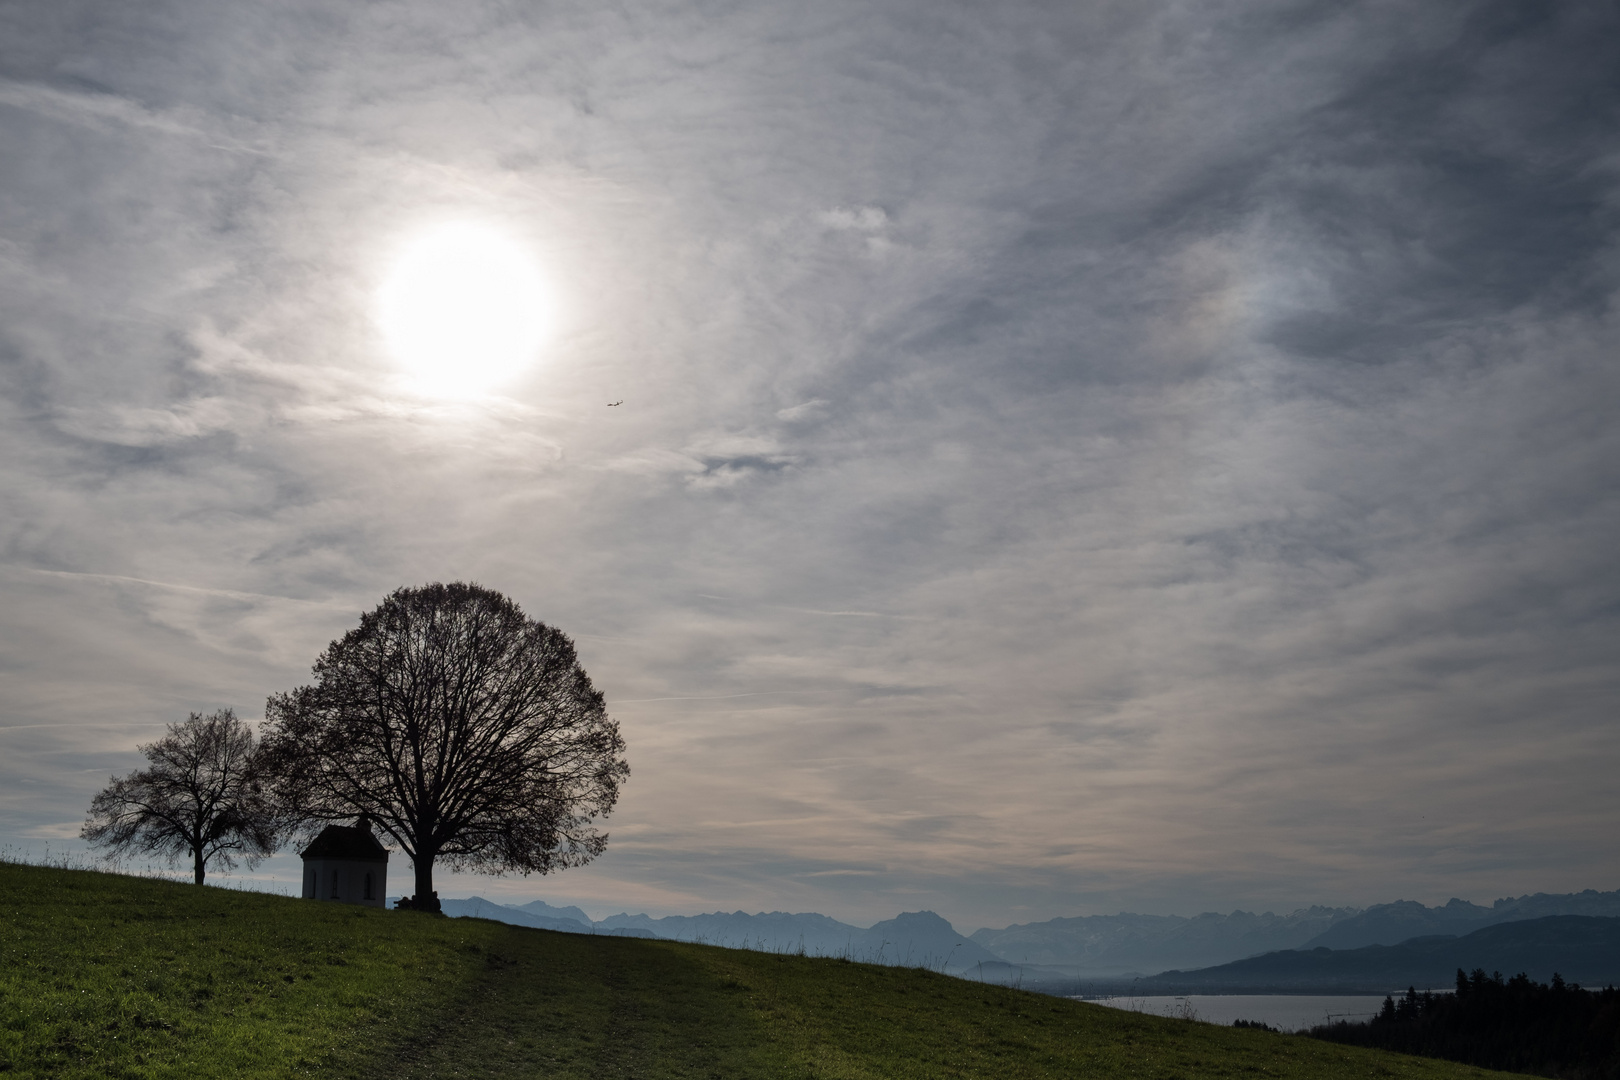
[0,860,1529,1080]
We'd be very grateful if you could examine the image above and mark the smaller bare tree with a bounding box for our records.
[82,708,281,884]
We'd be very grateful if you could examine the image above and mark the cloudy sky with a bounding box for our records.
[2,0,1617,930]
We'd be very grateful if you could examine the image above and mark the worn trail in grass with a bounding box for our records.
[1,863,1529,1079]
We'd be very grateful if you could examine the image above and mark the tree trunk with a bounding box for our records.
[413,854,439,912]
[193,846,205,885]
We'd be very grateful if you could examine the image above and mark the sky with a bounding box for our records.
[1,0,1617,932]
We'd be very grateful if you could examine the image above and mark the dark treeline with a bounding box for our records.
[1308,968,1620,1079]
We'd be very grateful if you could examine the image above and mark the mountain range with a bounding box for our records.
[437,888,1620,979]
[967,907,1357,975]
[440,898,997,972]
[440,897,659,937]
[1137,915,1620,991]
[1298,891,1620,950]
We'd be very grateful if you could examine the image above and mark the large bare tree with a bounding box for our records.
[260,583,629,911]
[82,708,282,884]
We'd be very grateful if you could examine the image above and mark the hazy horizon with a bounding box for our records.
[8,838,1613,936]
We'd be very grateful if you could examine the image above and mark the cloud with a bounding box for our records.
[819,207,889,233]
[775,398,829,423]
[51,398,243,447]
[0,0,1616,929]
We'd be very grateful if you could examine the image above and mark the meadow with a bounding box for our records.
[0,862,1532,1079]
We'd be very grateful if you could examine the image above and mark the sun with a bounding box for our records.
[376,222,554,396]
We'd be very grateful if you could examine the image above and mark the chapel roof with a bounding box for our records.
[299,821,389,862]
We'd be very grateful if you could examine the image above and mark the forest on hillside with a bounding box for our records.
[1309,968,1620,1079]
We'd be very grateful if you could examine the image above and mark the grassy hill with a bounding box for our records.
[0,862,1530,1079]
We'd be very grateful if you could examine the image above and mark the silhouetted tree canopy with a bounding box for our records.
[82,708,281,885]
[261,582,628,910]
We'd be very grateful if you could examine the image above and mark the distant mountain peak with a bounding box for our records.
[881,910,952,927]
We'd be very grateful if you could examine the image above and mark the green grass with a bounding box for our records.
[1,862,1530,1079]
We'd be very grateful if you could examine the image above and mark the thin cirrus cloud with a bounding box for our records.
[0,0,1616,929]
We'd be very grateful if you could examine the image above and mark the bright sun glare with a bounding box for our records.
[376,223,553,396]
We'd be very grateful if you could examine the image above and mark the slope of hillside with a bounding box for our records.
[1142,916,1620,991]
[1,862,1531,1080]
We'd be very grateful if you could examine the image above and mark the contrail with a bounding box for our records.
[613,689,844,703]
[0,78,269,154]
[3,565,347,607]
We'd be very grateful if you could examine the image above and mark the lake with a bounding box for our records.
[1081,994,1394,1032]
